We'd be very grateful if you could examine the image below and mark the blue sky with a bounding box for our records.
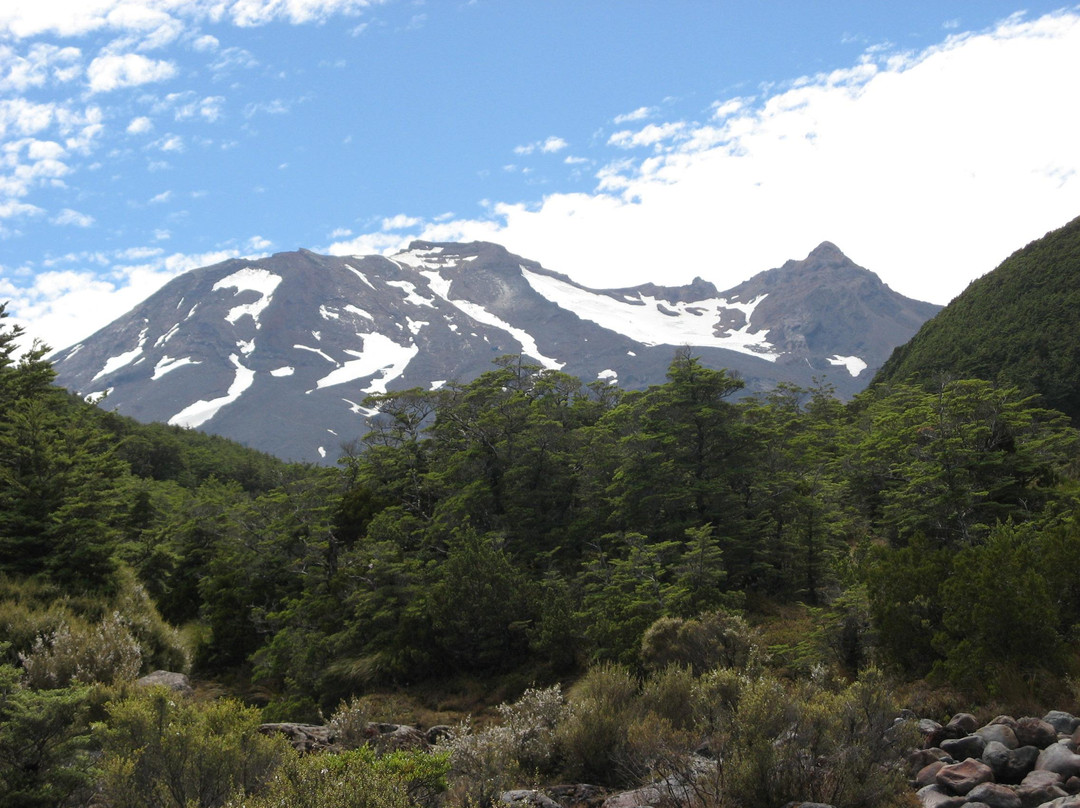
[2,1,1080,353]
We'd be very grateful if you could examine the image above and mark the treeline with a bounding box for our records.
[3,303,1080,721]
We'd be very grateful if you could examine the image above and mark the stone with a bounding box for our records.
[135,669,193,696]
[965,783,1021,808]
[1030,796,1080,808]
[910,748,951,772]
[944,713,979,738]
[547,784,606,808]
[548,784,606,808]
[977,724,1020,750]
[1016,718,1060,749]
[258,723,335,753]
[1045,712,1080,735]
[1037,744,1080,780]
[990,716,1021,730]
[1068,777,1080,795]
[942,734,986,760]
[1017,769,1066,808]
[915,784,967,808]
[426,724,453,744]
[917,761,947,788]
[936,758,994,795]
[501,791,562,808]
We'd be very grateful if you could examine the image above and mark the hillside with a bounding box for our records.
[874,215,1080,420]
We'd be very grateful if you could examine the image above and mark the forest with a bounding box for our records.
[2,300,1080,808]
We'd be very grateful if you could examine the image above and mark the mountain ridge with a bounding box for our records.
[51,240,941,463]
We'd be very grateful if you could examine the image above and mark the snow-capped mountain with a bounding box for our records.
[51,240,940,463]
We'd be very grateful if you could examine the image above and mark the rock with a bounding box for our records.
[426,725,453,744]
[547,784,606,808]
[1045,713,1080,735]
[135,670,193,696]
[501,791,562,808]
[917,761,947,787]
[977,724,1020,750]
[945,713,979,738]
[258,722,335,753]
[368,723,429,753]
[915,784,967,808]
[1016,718,1060,749]
[941,734,986,760]
[1030,796,1080,808]
[1068,777,1080,795]
[965,783,1021,808]
[910,748,951,772]
[921,719,947,748]
[1016,770,1066,808]
[936,758,994,795]
[985,742,1040,784]
[990,716,1021,731]
[1037,744,1080,779]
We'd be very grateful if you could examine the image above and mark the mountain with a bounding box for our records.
[873,215,1080,421]
[51,240,940,463]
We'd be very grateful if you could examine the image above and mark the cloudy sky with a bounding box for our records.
[2,1,1080,353]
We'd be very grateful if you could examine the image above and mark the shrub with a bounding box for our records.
[227,746,449,808]
[20,611,142,689]
[435,685,565,805]
[96,687,289,808]
[555,663,639,786]
[640,610,764,674]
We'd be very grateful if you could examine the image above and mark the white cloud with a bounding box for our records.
[127,115,153,134]
[614,106,654,124]
[514,135,568,155]
[608,121,686,149]
[0,43,82,92]
[86,53,176,93]
[148,190,171,204]
[381,213,421,231]
[328,226,352,238]
[393,10,1080,306]
[51,207,94,226]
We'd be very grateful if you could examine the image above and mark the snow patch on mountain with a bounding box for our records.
[270,366,295,377]
[418,268,564,370]
[213,267,282,327]
[520,268,778,361]
[168,354,255,428]
[93,323,149,380]
[828,355,868,377]
[312,333,419,392]
[152,355,200,380]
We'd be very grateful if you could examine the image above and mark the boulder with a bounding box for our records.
[945,713,979,738]
[1030,796,1080,808]
[941,734,986,760]
[917,761,948,788]
[915,784,967,808]
[1016,718,1059,749]
[910,748,951,771]
[965,783,1021,808]
[547,784,606,808]
[936,758,994,795]
[135,670,193,696]
[501,791,562,808]
[990,716,1021,731]
[1045,712,1080,735]
[1017,770,1066,808]
[984,742,1040,784]
[426,724,453,744]
[547,784,607,808]
[977,724,1020,750]
[258,723,335,753]
[1068,777,1080,795]
[1037,744,1080,780]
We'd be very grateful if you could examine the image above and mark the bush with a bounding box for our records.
[640,610,764,674]
[227,746,448,808]
[19,611,142,689]
[96,687,289,808]
[435,685,565,805]
[555,663,639,786]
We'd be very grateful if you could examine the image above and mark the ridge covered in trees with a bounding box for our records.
[875,214,1080,422]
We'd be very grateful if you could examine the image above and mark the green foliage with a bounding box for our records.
[0,658,95,808]
[640,609,764,675]
[227,746,448,808]
[96,687,289,808]
[875,214,1080,423]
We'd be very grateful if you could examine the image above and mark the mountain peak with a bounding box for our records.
[808,241,846,261]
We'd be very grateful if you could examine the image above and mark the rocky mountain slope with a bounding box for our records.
[874,215,1080,421]
[51,240,939,463]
